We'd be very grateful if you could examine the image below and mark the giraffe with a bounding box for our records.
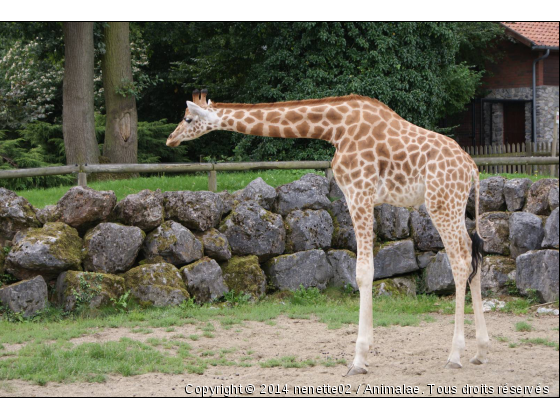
[167,89,489,376]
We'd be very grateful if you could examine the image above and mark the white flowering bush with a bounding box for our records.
[0,39,63,128]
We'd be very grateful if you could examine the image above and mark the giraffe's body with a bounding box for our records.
[168,91,489,375]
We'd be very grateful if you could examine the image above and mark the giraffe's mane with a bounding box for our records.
[212,94,397,114]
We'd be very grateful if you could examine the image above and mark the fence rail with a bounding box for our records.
[1,156,558,192]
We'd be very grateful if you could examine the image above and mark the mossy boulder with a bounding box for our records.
[424,250,454,295]
[0,187,41,244]
[35,205,61,225]
[56,270,126,312]
[232,177,277,210]
[123,263,189,307]
[163,190,224,231]
[264,250,332,291]
[509,212,544,258]
[219,201,285,261]
[542,207,559,249]
[220,255,266,298]
[330,198,358,252]
[525,178,559,216]
[467,176,506,215]
[83,223,145,274]
[504,178,532,212]
[373,239,418,279]
[113,189,164,232]
[5,222,82,281]
[284,209,333,253]
[326,249,357,290]
[273,175,331,216]
[0,247,5,276]
[181,257,228,303]
[56,186,116,232]
[373,276,417,297]
[410,204,443,251]
[196,228,232,261]
[375,204,410,241]
[0,275,47,317]
[480,256,516,294]
[479,212,510,255]
[143,220,203,266]
[516,249,559,303]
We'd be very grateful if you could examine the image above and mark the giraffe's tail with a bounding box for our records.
[468,168,483,284]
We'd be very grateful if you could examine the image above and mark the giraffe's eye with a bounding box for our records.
[184,117,192,124]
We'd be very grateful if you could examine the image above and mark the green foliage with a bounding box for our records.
[110,291,131,313]
[515,321,533,332]
[290,285,325,306]
[223,290,252,306]
[72,273,103,311]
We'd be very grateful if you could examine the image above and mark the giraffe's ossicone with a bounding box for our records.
[168,90,489,375]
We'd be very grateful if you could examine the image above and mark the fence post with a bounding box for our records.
[325,167,334,182]
[208,169,217,192]
[552,108,558,177]
[78,165,87,187]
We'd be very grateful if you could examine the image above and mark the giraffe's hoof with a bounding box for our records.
[469,356,488,365]
[445,361,463,369]
[344,364,368,376]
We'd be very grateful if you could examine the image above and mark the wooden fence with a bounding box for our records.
[462,142,559,177]
[0,155,558,193]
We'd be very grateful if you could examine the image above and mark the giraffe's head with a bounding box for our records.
[166,89,221,147]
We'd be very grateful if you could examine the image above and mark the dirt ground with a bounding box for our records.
[1,312,558,397]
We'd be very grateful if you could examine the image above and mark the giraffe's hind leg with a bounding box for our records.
[425,194,474,369]
[469,261,490,365]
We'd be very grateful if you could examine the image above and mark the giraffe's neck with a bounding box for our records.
[213,97,365,144]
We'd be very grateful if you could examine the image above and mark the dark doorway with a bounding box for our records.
[503,102,526,145]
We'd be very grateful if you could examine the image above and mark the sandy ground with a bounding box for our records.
[1,312,558,397]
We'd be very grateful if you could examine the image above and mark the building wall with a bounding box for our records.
[536,85,559,143]
[482,39,535,89]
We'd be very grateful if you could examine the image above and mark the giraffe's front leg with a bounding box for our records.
[346,255,374,376]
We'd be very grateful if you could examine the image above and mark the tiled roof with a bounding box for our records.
[501,22,559,48]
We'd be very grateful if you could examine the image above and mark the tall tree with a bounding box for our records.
[62,22,99,165]
[101,22,138,164]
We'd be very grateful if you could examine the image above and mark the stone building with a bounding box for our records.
[453,22,559,148]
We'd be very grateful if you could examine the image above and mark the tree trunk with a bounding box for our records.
[101,22,138,164]
[62,22,99,165]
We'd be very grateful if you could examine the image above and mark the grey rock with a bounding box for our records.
[524,178,559,215]
[232,177,276,210]
[327,249,357,290]
[264,249,332,291]
[143,221,203,267]
[123,263,189,307]
[83,223,145,274]
[504,178,532,212]
[35,205,61,225]
[509,212,544,258]
[479,212,510,255]
[425,251,455,294]
[375,204,410,241]
[374,240,419,279]
[219,201,285,261]
[273,176,331,216]
[5,222,82,281]
[164,190,223,231]
[181,257,228,303]
[0,188,41,242]
[56,271,126,312]
[0,276,47,317]
[56,186,116,231]
[285,209,333,252]
[299,173,330,195]
[465,217,476,234]
[410,204,444,251]
[549,186,559,211]
[516,250,559,303]
[330,198,358,252]
[217,191,234,216]
[328,178,344,201]
[417,251,436,269]
[373,276,417,297]
[481,256,516,294]
[542,207,559,249]
[468,177,506,215]
[197,228,232,261]
[114,189,164,232]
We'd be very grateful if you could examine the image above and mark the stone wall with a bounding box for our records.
[0,174,558,317]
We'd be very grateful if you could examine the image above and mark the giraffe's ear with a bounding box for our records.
[186,101,208,118]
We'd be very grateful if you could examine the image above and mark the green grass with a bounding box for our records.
[515,321,533,332]
[19,169,323,209]
[19,169,557,209]
[0,291,539,385]
[520,338,559,351]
